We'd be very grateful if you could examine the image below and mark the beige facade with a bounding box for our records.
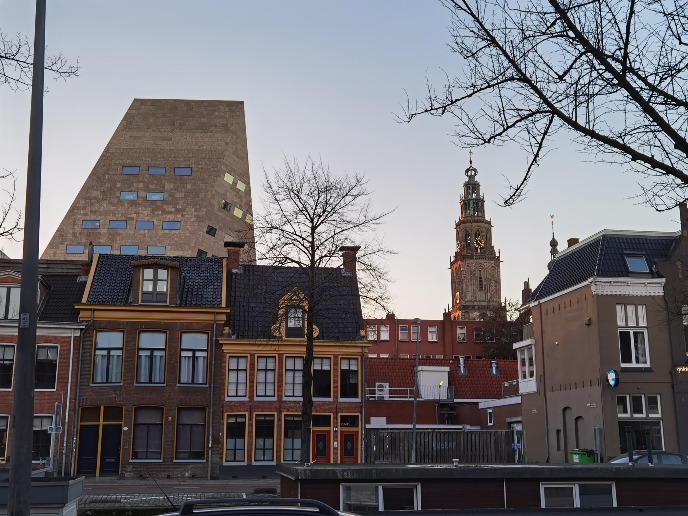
[42,99,255,261]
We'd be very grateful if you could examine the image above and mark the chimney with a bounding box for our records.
[567,237,579,248]
[224,241,245,270]
[340,245,361,275]
[521,279,532,305]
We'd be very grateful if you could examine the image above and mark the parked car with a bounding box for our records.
[609,451,688,464]
[160,498,358,516]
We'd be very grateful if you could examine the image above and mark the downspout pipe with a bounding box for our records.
[361,348,366,463]
[207,312,218,480]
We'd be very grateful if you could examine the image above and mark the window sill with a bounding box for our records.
[253,461,276,465]
[313,397,333,402]
[223,462,248,466]
[255,397,277,402]
[134,384,166,387]
[91,383,123,386]
[173,459,206,463]
[338,398,361,403]
[35,388,57,392]
[130,459,163,463]
[282,397,303,402]
[177,383,209,388]
[620,366,653,372]
[226,396,249,402]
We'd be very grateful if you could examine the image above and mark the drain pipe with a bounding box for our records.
[207,312,218,480]
[361,349,366,463]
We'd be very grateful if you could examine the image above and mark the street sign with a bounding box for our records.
[47,426,62,434]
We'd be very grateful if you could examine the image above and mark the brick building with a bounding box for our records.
[42,99,255,262]
[0,259,86,475]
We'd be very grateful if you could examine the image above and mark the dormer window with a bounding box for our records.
[0,286,20,320]
[141,268,168,303]
[286,307,304,338]
[624,254,650,273]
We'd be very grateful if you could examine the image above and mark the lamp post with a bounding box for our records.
[411,317,421,464]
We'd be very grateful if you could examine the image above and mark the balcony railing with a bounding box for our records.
[502,379,519,398]
[522,323,534,340]
[366,385,455,401]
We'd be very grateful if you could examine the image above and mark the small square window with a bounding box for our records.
[174,167,192,176]
[223,173,234,184]
[108,220,127,229]
[647,395,661,416]
[120,245,139,255]
[82,219,100,229]
[236,180,246,192]
[147,192,164,201]
[148,166,166,175]
[245,214,253,224]
[197,249,208,258]
[120,191,138,201]
[162,221,181,230]
[122,166,140,175]
[147,246,166,256]
[220,200,231,212]
[136,220,154,230]
[233,207,244,218]
[206,225,217,237]
[93,245,112,254]
[66,245,84,254]
[625,255,650,273]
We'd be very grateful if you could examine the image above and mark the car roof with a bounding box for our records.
[168,498,347,516]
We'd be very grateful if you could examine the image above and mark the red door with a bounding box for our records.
[311,430,330,463]
[340,431,358,463]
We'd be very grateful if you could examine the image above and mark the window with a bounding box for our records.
[340,358,359,399]
[109,220,127,229]
[142,268,168,303]
[227,356,247,396]
[487,409,494,426]
[625,254,649,273]
[399,325,409,341]
[146,192,164,201]
[82,219,100,229]
[313,357,331,398]
[225,415,246,462]
[120,245,139,255]
[120,191,138,200]
[283,415,301,462]
[136,220,154,230]
[179,333,208,385]
[233,207,244,219]
[236,180,246,192]
[518,346,535,381]
[0,345,14,389]
[254,414,275,462]
[367,325,378,341]
[136,332,166,384]
[148,166,166,175]
[206,225,217,237]
[631,394,645,416]
[342,484,420,512]
[411,325,419,342]
[32,415,52,462]
[617,304,647,327]
[256,356,276,397]
[619,421,663,452]
[220,200,231,212]
[93,245,112,255]
[175,408,206,460]
[93,331,123,383]
[196,249,208,258]
[380,325,390,341]
[0,286,19,320]
[132,407,163,459]
[647,395,661,416]
[617,395,630,416]
[428,326,438,342]
[66,245,84,254]
[478,273,484,291]
[122,166,140,175]
[0,415,7,461]
[223,173,234,184]
[617,393,664,451]
[148,246,166,255]
[286,307,304,338]
[619,329,648,366]
[35,345,58,390]
[174,167,192,176]
[162,221,181,230]
[457,326,467,342]
[285,357,303,397]
[541,483,615,508]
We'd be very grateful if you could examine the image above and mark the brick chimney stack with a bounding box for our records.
[225,241,245,270]
[567,237,579,248]
[340,245,361,274]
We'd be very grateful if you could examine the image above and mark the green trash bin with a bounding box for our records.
[570,449,596,463]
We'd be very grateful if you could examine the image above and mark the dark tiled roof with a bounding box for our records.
[39,274,87,322]
[229,265,362,341]
[532,231,678,301]
[86,254,224,307]
[365,357,517,400]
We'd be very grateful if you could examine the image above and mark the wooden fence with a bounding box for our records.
[364,428,522,464]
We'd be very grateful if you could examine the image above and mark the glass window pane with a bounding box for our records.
[120,191,138,200]
[120,245,139,255]
[162,221,181,230]
[66,245,85,254]
[147,192,164,201]
[148,166,166,175]
[542,485,575,508]
[122,166,140,175]
[109,220,127,229]
[93,245,112,255]
[578,484,614,508]
[136,220,154,230]
[174,167,192,176]
[82,220,100,229]
[147,246,166,255]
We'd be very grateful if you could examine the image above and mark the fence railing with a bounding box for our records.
[366,385,455,401]
[502,379,519,398]
[364,428,521,464]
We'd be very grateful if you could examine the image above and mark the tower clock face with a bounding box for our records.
[474,235,485,250]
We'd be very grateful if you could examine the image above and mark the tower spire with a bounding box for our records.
[549,214,559,261]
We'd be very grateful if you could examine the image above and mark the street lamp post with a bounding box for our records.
[411,318,421,464]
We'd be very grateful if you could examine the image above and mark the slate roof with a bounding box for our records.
[229,265,362,341]
[40,274,87,322]
[86,254,224,307]
[531,230,678,301]
[365,357,518,400]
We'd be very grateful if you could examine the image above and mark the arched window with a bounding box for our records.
[286,307,304,338]
[478,272,484,291]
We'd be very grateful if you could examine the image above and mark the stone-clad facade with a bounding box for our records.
[42,99,255,262]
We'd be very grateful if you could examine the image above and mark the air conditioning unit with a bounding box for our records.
[375,382,389,400]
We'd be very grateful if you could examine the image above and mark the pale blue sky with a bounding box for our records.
[0,1,679,319]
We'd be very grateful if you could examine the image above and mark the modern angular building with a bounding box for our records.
[42,99,255,261]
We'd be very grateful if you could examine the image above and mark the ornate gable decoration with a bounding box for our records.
[271,287,319,339]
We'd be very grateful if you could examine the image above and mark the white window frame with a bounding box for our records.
[340,483,421,512]
[631,394,646,417]
[0,414,9,462]
[380,325,390,341]
[616,395,630,417]
[540,482,616,509]
[456,326,467,342]
[487,409,494,426]
[428,326,438,342]
[618,328,649,367]
[256,356,276,398]
[284,356,303,398]
[227,356,248,398]
[399,325,409,341]
[411,325,420,342]
[367,325,378,341]
[647,394,661,417]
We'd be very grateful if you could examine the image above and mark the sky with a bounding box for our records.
[0,1,680,320]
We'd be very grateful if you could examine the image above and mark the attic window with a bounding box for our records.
[0,286,20,320]
[141,268,168,304]
[625,254,649,273]
[286,307,304,338]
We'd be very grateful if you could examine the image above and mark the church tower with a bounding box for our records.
[449,157,502,320]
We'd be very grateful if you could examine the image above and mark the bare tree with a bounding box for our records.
[1,30,78,90]
[402,0,688,210]
[256,156,393,461]
[0,170,22,242]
